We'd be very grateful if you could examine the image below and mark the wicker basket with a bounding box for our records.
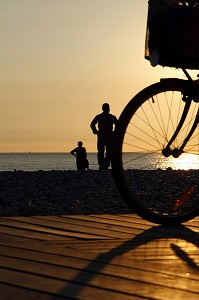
[145,2,199,69]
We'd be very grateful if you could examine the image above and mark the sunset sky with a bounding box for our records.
[1,0,196,152]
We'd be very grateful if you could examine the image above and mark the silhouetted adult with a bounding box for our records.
[90,103,117,170]
[70,141,89,170]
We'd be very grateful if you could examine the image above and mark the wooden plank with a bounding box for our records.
[0,221,198,259]
[0,236,198,281]
[0,214,198,300]
[0,256,198,299]
[0,218,111,240]
[0,245,198,293]
[0,219,198,268]
[0,283,63,300]
[63,214,199,239]
[92,214,199,230]
[0,268,135,300]
[3,216,138,239]
[55,239,198,260]
[36,214,149,230]
[32,215,146,236]
[0,225,69,241]
[64,214,149,229]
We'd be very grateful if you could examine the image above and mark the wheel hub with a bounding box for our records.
[162,147,183,158]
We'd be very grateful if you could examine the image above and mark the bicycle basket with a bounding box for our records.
[145,2,199,69]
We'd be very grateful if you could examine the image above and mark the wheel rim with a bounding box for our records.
[114,83,199,223]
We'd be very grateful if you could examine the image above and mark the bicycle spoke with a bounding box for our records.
[112,79,199,225]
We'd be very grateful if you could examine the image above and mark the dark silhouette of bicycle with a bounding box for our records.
[112,1,199,225]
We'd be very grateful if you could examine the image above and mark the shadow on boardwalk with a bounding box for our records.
[59,224,199,298]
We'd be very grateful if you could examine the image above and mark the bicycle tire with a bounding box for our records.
[112,79,199,225]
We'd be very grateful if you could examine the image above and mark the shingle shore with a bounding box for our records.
[1,169,198,217]
[0,170,131,216]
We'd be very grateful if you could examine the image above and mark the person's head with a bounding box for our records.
[78,141,83,147]
[102,103,110,113]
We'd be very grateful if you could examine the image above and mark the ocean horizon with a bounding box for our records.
[0,152,198,172]
[0,152,99,172]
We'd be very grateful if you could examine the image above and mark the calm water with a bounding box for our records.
[0,152,198,171]
[0,153,98,171]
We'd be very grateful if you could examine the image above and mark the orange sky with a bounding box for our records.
[1,0,196,152]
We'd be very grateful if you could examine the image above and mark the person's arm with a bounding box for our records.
[83,147,87,158]
[70,148,76,156]
[113,115,118,130]
[90,116,98,134]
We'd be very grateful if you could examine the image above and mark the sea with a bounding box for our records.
[0,152,198,172]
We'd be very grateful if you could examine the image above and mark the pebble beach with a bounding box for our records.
[1,169,198,218]
[0,170,131,217]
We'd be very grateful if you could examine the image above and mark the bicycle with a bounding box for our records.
[111,1,199,225]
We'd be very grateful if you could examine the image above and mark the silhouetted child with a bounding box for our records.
[70,141,89,170]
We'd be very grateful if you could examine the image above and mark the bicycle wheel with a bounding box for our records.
[112,79,199,225]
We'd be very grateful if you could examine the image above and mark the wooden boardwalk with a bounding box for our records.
[0,213,198,299]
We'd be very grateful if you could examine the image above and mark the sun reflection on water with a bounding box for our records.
[123,152,199,170]
[161,153,199,170]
